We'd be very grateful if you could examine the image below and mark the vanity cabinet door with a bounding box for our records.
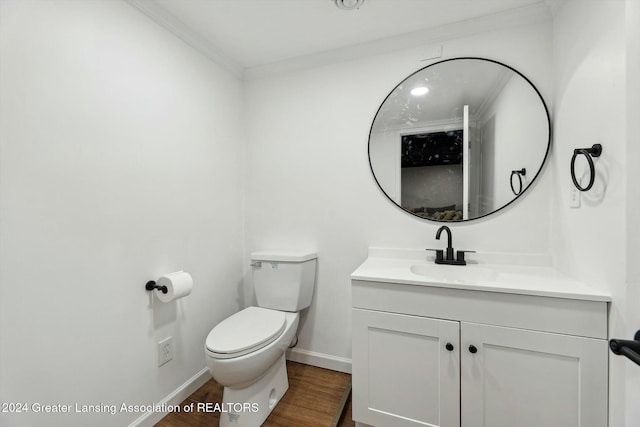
[352,309,460,427]
[460,322,608,427]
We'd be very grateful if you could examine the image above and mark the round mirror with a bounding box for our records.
[369,57,550,222]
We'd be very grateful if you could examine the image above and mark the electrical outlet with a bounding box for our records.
[157,337,173,367]
[569,180,581,208]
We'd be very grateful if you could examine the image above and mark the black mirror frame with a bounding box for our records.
[368,57,552,222]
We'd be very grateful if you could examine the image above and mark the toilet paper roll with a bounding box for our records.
[155,271,193,303]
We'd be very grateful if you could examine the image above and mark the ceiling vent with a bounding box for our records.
[334,0,365,10]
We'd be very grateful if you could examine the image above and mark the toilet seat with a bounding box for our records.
[205,307,286,359]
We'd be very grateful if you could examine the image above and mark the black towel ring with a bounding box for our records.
[571,144,602,192]
[510,168,526,196]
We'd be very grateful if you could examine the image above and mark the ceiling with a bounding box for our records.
[133,0,550,72]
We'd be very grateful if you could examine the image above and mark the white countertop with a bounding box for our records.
[350,248,611,302]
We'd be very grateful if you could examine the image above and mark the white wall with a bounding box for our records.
[0,1,244,426]
[625,0,640,423]
[550,1,632,426]
[244,21,554,368]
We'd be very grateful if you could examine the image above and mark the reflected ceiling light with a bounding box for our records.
[410,86,429,96]
[334,0,365,10]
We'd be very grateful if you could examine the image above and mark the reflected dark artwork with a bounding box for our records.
[401,130,463,167]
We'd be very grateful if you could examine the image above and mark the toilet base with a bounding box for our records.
[219,354,289,427]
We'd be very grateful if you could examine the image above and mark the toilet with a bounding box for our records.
[204,251,317,427]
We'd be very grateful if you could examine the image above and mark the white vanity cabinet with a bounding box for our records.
[352,309,461,427]
[460,322,606,427]
[351,278,610,427]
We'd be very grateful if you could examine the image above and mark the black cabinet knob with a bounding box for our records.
[469,345,478,354]
[445,343,454,351]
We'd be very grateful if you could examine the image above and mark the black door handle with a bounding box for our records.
[469,345,478,354]
[610,330,640,366]
[446,343,454,351]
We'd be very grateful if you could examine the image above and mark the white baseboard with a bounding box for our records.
[286,347,352,374]
[127,367,212,427]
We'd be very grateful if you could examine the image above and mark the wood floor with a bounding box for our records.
[155,361,355,427]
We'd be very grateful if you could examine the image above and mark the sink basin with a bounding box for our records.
[410,263,497,283]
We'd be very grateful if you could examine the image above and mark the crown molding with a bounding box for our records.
[244,2,552,80]
[125,0,551,82]
[124,0,244,78]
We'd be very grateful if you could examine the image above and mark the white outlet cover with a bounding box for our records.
[570,180,581,208]
[158,337,173,367]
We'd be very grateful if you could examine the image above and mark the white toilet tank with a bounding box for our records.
[251,251,317,312]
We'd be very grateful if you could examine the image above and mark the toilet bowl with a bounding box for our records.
[205,307,299,426]
[204,250,317,427]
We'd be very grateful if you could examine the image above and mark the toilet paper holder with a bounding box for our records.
[145,280,168,294]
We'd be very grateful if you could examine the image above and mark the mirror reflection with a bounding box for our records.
[369,58,550,221]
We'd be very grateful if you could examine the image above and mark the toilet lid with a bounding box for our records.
[205,307,286,357]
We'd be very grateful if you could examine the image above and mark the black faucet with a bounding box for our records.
[427,225,472,265]
[436,226,454,261]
